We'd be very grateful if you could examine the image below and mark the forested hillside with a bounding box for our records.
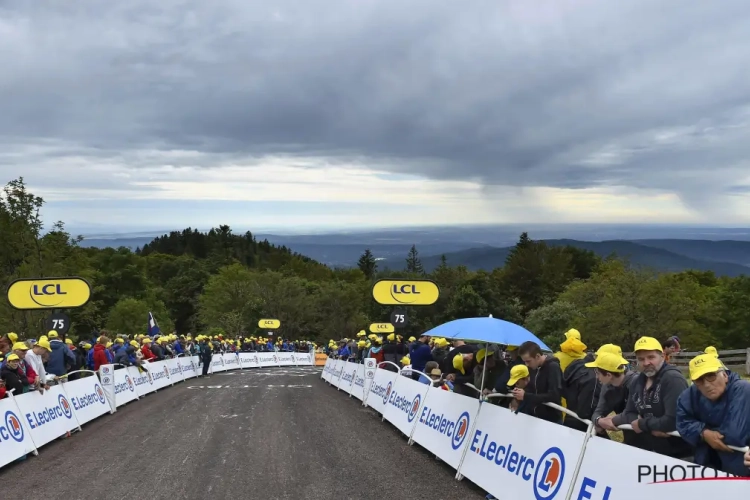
[2,178,749,351]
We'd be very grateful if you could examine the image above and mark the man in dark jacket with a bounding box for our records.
[677,353,750,476]
[46,331,77,378]
[445,344,478,396]
[473,347,506,396]
[516,341,563,424]
[562,351,598,432]
[589,352,638,442]
[409,334,432,381]
[622,336,692,458]
[114,345,137,367]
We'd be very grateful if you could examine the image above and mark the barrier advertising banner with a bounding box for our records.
[382,374,429,437]
[112,366,139,407]
[351,365,368,401]
[61,376,111,425]
[458,403,587,500]
[571,432,748,498]
[240,353,260,369]
[321,358,333,382]
[209,356,226,373]
[410,386,480,469]
[222,353,241,371]
[276,352,295,366]
[0,396,36,469]
[145,360,173,391]
[14,385,80,448]
[129,366,156,397]
[340,362,358,395]
[330,360,344,388]
[257,353,277,367]
[365,368,399,413]
[166,358,184,384]
[294,352,314,365]
[179,356,199,379]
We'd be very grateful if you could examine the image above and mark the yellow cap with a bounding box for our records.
[65,338,73,345]
[7,333,18,343]
[506,345,517,352]
[476,348,494,364]
[452,354,465,375]
[48,331,59,338]
[387,333,395,341]
[704,346,719,358]
[564,328,581,340]
[6,353,20,362]
[36,339,52,352]
[585,352,629,373]
[689,354,724,381]
[116,338,124,343]
[142,338,152,344]
[596,344,622,357]
[401,356,410,365]
[106,342,113,348]
[508,365,530,386]
[12,342,28,351]
[83,343,92,350]
[408,336,416,342]
[634,336,662,352]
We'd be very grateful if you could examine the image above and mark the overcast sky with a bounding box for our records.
[2,1,750,232]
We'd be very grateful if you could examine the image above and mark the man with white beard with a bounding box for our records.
[621,336,693,459]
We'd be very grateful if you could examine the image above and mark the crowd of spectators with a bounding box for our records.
[327,329,750,479]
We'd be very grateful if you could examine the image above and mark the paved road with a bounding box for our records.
[0,367,485,500]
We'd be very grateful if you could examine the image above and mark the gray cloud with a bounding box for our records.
[2,0,750,214]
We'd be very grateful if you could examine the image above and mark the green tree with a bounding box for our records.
[106,297,174,336]
[357,249,377,280]
[524,301,581,350]
[405,245,424,274]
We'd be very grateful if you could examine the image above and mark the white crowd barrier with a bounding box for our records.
[1,351,313,470]
[320,358,750,499]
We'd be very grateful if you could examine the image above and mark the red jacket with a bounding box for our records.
[92,344,109,371]
[140,344,155,361]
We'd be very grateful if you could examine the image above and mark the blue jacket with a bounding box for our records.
[87,349,95,370]
[408,342,433,372]
[676,371,750,476]
[339,346,350,359]
[47,339,77,376]
[173,341,184,355]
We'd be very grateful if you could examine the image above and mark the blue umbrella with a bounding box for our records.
[423,315,551,351]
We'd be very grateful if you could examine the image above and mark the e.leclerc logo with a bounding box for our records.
[383,381,392,405]
[126,375,135,391]
[2,410,24,443]
[407,394,421,423]
[470,428,565,500]
[58,394,73,418]
[418,406,470,450]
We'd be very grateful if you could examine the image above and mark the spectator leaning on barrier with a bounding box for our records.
[1,353,29,395]
[588,351,637,442]
[676,353,750,477]
[474,346,506,397]
[561,336,598,432]
[447,351,476,396]
[25,339,52,389]
[506,364,532,414]
[622,336,692,459]
[516,341,563,424]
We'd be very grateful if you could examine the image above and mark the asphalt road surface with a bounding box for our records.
[0,367,485,500]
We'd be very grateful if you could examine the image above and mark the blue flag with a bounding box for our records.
[148,312,161,336]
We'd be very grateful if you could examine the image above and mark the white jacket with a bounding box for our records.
[25,350,50,384]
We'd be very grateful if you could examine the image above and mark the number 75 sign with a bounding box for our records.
[46,312,71,335]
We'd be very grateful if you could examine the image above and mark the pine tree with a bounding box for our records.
[357,249,377,280]
[405,244,424,274]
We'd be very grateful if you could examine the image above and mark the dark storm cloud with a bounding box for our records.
[2,0,750,210]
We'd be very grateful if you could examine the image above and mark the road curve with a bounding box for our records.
[0,367,485,500]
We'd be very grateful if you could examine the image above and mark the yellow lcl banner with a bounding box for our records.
[369,323,395,333]
[7,277,92,310]
[372,279,440,306]
[258,319,281,329]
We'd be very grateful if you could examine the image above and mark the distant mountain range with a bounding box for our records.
[421,239,750,277]
[79,230,750,277]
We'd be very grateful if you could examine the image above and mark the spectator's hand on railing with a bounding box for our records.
[701,429,733,453]
[596,416,618,432]
[744,449,750,467]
